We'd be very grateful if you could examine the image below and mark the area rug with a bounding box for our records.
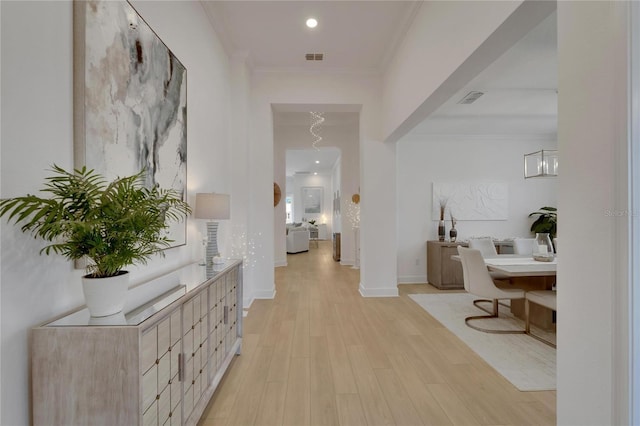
[409,293,556,391]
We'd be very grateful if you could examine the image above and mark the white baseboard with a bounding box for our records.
[243,298,254,310]
[358,283,399,297]
[340,259,354,266]
[274,260,287,267]
[243,288,276,311]
[253,288,276,299]
[398,275,427,284]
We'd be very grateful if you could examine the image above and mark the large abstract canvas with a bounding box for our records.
[432,182,508,221]
[302,187,323,214]
[74,0,187,246]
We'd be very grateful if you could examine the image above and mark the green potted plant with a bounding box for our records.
[0,165,191,317]
[529,206,557,240]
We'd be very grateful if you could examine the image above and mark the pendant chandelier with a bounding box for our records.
[524,150,558,178]
[310,111,324,151]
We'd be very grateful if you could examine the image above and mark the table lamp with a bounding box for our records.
[195,193,230,265]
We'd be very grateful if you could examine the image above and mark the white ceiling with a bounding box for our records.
[204,1,557,167]
[408,11,557,137]
[286,147,341,177]
[202,1,420,73]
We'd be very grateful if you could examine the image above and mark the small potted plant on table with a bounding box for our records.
[529,206,557,255]
[0,165,191,317]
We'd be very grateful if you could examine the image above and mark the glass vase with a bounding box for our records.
[532,232,554,261]
[449,227,457,242]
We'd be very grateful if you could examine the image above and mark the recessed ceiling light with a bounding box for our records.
[315,160,320,164]
[306,18,318,29]
[314,172,318,175]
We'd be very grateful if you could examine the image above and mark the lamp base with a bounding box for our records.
[206,221,220,265]
[199,238,207,266]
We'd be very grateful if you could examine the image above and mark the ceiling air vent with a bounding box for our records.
[295,171,311,175]
[305,53,324,61]
[457,91,484,104]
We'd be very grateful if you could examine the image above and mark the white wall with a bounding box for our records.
[0,3,3,421]
[332,157,343,234]
[397,135,557,283]
[557,2,630,424]
[0,2,235,424]
[229,53,253,308]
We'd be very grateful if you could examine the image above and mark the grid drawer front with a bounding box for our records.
[209,318,224,373]
[183,330,193,364]
[184,356,194,392]
[170,374,181,414]
[183,384,193,420]
[191,347,207,404]
[142,364,157,414]
[170,310,181,347]
[208,277,222,308]
[157,352,171,394]
[225,321,236,353]
[142,328,158,374]
[170,341,180,380]
[182,287,213,423]
[182,299,193,336]
[141,307,182,426]
[143,400,157,426]
[157,383,171,424]
[168,402,181,426]
[158,317,171,356]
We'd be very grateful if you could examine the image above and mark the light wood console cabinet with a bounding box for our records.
[32,260,242,426]
[426,241,466,289]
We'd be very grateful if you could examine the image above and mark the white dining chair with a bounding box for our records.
[513,238,536,255]
[468,237,498,258]
[468,237,510,280]
[457,246,526,334]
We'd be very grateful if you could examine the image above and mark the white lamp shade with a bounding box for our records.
[195,193,230,220]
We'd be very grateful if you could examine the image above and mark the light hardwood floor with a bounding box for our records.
[199,241,556,425]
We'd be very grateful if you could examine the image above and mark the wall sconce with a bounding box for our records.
[524,150,558,178]
[195,193,230,265]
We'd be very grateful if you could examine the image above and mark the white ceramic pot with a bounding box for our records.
[82,271,129,317]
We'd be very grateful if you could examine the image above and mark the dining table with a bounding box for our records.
[450,254,557,276]
[482,255,557,277]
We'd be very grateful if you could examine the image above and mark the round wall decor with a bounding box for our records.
[351,193,360,204]
[274,182,282,207]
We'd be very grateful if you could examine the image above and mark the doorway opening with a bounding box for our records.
[273,106,361,268]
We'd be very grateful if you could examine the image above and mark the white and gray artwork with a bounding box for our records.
[76,0,187,246]
[302,187,323,214]
[432,182,508,221]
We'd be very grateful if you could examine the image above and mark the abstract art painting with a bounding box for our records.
[302,187,323,214]
[74,0,187,246]
[432,182,508,221]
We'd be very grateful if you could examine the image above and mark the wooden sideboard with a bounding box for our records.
[31,260,242,426]
[426,241,466,289]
